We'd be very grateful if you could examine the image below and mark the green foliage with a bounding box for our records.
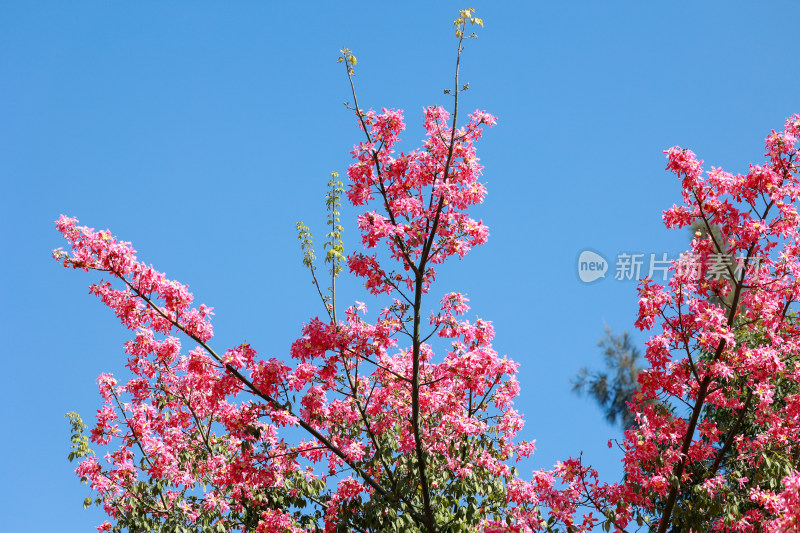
[657,318,800,532]
[324,172,345,278]
[66,411,93,464]
[297,221,316,269]
[573,328,642,429]
[297,173,346,321]
[328,430,520,532]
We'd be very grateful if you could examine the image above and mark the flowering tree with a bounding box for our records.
[57,10,555,533]
[613,114,800,532]
[56,8,800,533]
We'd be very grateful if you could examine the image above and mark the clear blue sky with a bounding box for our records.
[2,1,799,530]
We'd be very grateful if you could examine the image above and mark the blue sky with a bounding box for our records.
[2,1,799,530]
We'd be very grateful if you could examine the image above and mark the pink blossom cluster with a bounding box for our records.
[56,102,569,530]
[347,106,493,296]
[617,114,800,531]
